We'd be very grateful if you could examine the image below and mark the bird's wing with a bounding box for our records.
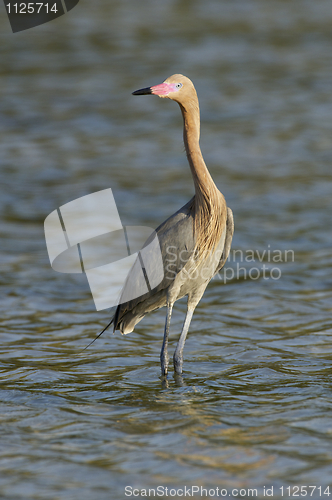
[215,207,234,274]
[113,198,196,328]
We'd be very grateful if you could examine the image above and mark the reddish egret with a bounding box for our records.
[102,74,233,376]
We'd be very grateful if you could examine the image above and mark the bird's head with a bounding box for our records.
[132,74,196,107]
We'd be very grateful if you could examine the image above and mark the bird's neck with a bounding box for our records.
[179,99,226,264]
[180,101,219,202]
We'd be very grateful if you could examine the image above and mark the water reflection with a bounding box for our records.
[0,0,332,498]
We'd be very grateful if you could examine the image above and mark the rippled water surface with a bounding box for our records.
[1,1,332,498]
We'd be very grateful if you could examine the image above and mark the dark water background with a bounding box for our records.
[0,0,332,498]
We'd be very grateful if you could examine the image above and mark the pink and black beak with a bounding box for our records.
[132,82,181,97]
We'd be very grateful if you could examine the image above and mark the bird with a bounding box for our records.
[99,74,234,377]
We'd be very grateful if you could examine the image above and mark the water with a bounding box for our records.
[0,0,332,498]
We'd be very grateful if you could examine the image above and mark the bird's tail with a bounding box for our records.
[81,317,114,352]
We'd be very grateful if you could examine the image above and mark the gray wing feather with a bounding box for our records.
[113,198,195,328]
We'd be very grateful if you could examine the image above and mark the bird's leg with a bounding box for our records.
[160,302,173,377]
[173,308,194,375]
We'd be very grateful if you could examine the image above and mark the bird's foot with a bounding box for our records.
[160,377,169,389]
[173,372,185,387]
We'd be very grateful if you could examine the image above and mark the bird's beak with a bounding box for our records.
[132,87,152,96]
[132,82,176,97]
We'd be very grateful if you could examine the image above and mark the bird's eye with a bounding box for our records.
[176,83,183,89]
